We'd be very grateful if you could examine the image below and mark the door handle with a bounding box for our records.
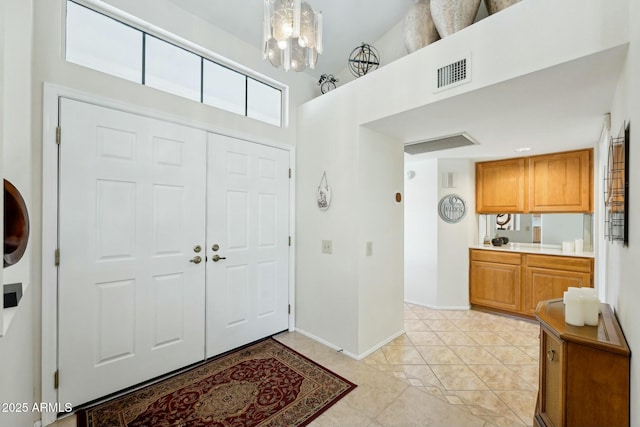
[212,255,226,262]
[190,256,202,264]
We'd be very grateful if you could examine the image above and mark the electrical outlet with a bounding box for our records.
[366,241,373,256]
[322,240,332,254]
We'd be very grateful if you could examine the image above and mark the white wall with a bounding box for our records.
[357,127,404,354]
[404,158,438,306]
[436,159,475,308]
[604,0,640,424]
[0,1,36,426]
[403,158,475,309]
[295,86,361,355]
[2,0,32,293]
[357,0,628,127]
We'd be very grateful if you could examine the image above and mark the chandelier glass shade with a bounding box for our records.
[263,0,322,72]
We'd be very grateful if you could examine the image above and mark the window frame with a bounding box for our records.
[64,0,287,127]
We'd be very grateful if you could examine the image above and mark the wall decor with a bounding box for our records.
[317,171,331,211]
[604,122,629,245]
[438,194,467,223]
[318,74,338,94]
[484,0,521,15]
[348,43,380,77]
[430,0,481,37]
[4,179,30,268]
[404,0,440,54]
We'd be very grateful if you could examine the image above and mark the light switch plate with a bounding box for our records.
[322,240,332,254]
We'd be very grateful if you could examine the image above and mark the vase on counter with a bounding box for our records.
[430,0,481,37]
[484,0,521,15]
[403,0,440,53]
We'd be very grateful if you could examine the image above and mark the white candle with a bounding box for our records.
[564,291,584,326]
[580,288,599,326]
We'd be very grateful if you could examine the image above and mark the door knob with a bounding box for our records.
[193,245,202,253]
[190,256,202,264]
[211,254,226,262]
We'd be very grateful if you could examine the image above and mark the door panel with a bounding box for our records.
[206,134,290,358]
[58,99,207,406]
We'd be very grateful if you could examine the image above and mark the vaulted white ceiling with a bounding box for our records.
[167,0,416,77]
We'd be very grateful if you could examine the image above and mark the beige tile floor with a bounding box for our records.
[52,304,540,427]
[361,304,540,426]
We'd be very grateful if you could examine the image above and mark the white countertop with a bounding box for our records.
[470,242,595,258]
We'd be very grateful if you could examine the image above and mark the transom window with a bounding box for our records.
[65,1,283,127]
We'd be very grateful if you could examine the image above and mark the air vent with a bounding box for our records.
[404,133,478,155]
[436,57,470,90]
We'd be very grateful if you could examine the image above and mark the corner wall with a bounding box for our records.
[404,158,438,306]
[403,158,475,309]
[604,0,640,424]
[0,1,36,426]
[436,159,476,308]
[357,127,404,355]
[295,86,361,355]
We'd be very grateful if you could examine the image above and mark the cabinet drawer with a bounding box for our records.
[470,249,521,265]
[524,254,592,273]
[542,329,563,427]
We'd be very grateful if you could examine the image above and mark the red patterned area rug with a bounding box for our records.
[77,338,356,427]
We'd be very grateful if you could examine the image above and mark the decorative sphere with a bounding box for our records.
[348,43,380,77]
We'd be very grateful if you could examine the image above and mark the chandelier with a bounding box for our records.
[263,0,323,72]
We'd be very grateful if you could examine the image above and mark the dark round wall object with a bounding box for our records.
[4,179,29,268]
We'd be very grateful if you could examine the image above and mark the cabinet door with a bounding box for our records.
[540,329,564,427]
[529,149,592,213]
[476,158,527,213]
[523,267,591,315]
[470,260,521,312]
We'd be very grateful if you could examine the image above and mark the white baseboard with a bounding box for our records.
[294,328,360,359]
[404,299,470,311]
[356,329,406,360]
[294,328,405,360]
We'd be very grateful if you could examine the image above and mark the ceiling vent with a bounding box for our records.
[436,56,471,91]
[404,133,478,155]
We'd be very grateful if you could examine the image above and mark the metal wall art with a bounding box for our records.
[317,171,331,211]
[438,194,467,223]
[604,122,629,245]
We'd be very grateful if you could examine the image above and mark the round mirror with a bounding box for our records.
[4,179,29,268]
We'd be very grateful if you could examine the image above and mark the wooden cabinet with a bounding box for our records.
[476,158,527,213]
[529,149,593,213]
[470,250,521,312]
[535,299,630,427]
[522,255,593,316]
[475,149,593,213]
[469,250,593,317]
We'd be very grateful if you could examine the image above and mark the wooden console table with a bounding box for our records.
[534,299,630,427]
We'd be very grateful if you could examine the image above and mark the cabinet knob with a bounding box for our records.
[547,349,555,361]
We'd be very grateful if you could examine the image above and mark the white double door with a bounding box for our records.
[57,98,290,406]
